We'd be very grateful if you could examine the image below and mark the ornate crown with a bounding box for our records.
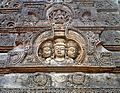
[42,41,53,48]
[67,40,78,47]
[54,38,66,46]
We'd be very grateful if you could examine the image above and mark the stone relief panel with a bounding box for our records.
[0,1,46,27]
[46,3,74,24]
[71,7,102,27]
[2,28,118,67]
[112,52,120,66]
[0,73,52,88]
[0,0,119,67]
[99,30,120,52]
[0,13,17,28]
[78,8,99,26]
[8,51,26,66]
[0,0,22,9]
[94,0,118,11]
[0,53,8,67]
[34,28,86,66]
[97,12,120,26]
[0,34,16,46]
[3,33,40,66]
[99,52,114,66]
[0,0,119,28]
[100,31,120,46]
[0,73,120,88]
[0,0,120,92]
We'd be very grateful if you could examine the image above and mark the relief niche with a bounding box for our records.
[34,28,86,66]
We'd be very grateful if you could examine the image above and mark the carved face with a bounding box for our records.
[67,46,77,59]
[42,47,52,58]
[67,41,78,59]
[72,74,85,85]
[54,45,65,58]
[33,75,47,86]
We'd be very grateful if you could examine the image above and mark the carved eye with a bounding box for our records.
[43,47,51,52]
[68,47,75,52]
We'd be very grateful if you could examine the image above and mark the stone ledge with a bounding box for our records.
[0,66,120,74]
[0,88,120,93]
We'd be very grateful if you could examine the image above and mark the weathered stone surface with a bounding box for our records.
[0,73,120,88]
[0,0,119,67]
[100,31,120,46]
[0,0,120,92]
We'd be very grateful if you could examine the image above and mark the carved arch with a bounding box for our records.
[34,28,86,65]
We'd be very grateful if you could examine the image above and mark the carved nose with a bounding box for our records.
[57,50,61,53]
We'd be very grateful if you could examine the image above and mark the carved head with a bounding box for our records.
[72,74,85,85]
[41,41,53,58]
[82,11,91,21]
[48,6,72,24]
[69,74,85,85]
[33,74,48,86]
[54,38,66,58]
[49,9,64,24]
[67,40,78,59]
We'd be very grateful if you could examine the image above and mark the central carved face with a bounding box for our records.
[54,45,65,58]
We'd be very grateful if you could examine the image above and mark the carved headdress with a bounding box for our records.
[67,40,78,48]
[54,38,66,46]
[42,41,53,48]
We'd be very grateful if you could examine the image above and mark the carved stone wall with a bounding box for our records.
[0,0,120,92]
[1,73,120,88]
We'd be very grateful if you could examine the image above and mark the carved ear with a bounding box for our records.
[38,52,42,57]
[38,49,42,56]
[51,55,54,59]
[66,56,69,59]
[52,48,54,53]
[78,50,81,54]
[65,48,68,56]
[51,49,54,57]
